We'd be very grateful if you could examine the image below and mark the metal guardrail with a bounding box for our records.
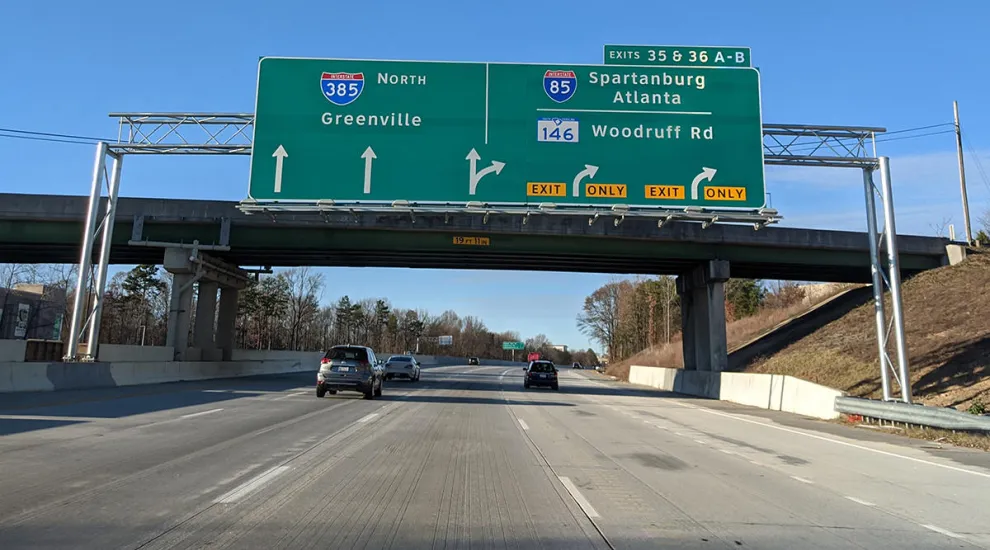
[835,396,990,432]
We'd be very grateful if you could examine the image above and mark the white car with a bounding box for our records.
[384,355,421,381]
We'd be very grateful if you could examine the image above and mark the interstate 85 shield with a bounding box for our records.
[543,70,576,103]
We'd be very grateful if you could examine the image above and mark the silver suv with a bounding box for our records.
[317,345,383,400]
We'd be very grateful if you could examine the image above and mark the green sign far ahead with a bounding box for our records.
[502,341,525,350]
[603,45,752,68]
[248,56,765,209]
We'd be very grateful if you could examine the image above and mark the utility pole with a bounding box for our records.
[953,100,973,244]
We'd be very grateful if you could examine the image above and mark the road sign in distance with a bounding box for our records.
[502,341,525,350]
[438,335,453,346]
[249,56,764,210]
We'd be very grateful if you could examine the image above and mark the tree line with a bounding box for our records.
[2,263,593,362]
[576,275,803,363]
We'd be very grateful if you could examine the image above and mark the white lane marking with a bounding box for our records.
[674,432,686,436]
[921,524,964,539]
[357,413,379,423]
[518,419,530,431]
[719,449,736,455]
[271,391,310,401]
[749,460,762,466]
[685,405,990,480]
[655,425,668,430]
[694,439,707,445]
[844,496,876,506]
[558,476,600,518]
[180,408,223,419]
[214,466,289,504]
[790,476,813,484]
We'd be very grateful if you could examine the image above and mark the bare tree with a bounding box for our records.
[283,267,324,350]
[929,216,952,238]
[577,281,624,358]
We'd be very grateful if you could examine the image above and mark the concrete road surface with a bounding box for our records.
[1,364,989,549]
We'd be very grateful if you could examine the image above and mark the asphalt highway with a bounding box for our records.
[1,364,989,549]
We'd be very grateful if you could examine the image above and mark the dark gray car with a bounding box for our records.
[317,345,383,399]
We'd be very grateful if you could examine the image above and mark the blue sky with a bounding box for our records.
[2,1,989,352]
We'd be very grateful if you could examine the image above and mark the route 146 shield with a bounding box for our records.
[543,70,577,103]
[320,72,364,106]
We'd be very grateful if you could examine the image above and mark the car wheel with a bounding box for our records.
[328,389,337,395]
[552,384,559,391]
[524,382,530,389]
[316,385,326,398]
[374,379,383,397]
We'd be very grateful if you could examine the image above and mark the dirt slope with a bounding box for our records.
[748,252,990,410]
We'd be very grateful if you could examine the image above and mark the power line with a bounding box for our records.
[0,126,114,143]
[771,124,956,155]
[0,132,100,146]
[961,131,990,195]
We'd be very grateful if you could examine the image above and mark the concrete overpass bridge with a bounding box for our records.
[0,192,951,372]
[0,193,949,282]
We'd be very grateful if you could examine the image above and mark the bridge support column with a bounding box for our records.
[164,248,249,361]
[216,287,239,361]
[166,273,195,360]
[676,260,730,372]
[194,281,219,360]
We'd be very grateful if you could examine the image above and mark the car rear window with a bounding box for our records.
[389,356,412,362]
[327,347,368,361]
[530,362,555,373]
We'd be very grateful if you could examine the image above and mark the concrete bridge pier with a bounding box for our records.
[163,248,249,361]
[677,260,730,372]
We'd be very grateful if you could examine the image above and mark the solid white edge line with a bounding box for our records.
[921,524,964,539]
[844,496,876,507]
[214,465,289,504]
[518,419,530,431]
[558,476,600,518]
[180,408,223,419]
[790,475,813,484]
[683,403,990,480]
[357,413,379,423]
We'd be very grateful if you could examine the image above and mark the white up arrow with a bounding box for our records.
[272,145,288,193]
[361,146,376,194]
[466,148,506,195]
[690,167,717,200]
[572,164,600,197]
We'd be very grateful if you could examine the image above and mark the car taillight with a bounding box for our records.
[321,358,331,364]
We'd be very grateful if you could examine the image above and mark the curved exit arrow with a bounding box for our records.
[690,167,717,200]
[467,148,506,195]
[572,164,600,197]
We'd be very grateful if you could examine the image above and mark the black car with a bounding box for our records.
[468,357,480,365]
[317,345,384,400]
[524,360,558,390]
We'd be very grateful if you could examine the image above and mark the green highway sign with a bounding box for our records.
[249,56,765,209]
[502,341,525,350]
[604,45,752,68]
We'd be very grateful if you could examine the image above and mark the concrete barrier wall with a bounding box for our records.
[629,365,844,420]
[0,340,28,362]
[231,349,324,365]
[0,358,317,393]
[97,344,175,363]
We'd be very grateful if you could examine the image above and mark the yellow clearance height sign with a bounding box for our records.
[526,182,567,197]
[452,236,490,246]
[644,185,685,200]
[704,187,747,201]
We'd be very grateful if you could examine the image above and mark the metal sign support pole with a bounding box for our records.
[879,157,912,403]
[65,142,109,361]
[862,167,893,401]
[84,152,124,360]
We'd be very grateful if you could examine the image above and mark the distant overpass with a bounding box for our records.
[0,193,949,283]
